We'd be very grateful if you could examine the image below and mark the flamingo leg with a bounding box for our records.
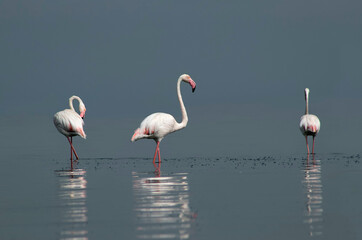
[306,153,310,166]
[71,137,80,160]
[305,136,310,154]
[312,152,316,166]
[152,142,159,164]
[67,137,79,160]
[71,137,73,160]
[153,156,161,177]
[312,136,315,155]
[157,156,161,171]
[157,144,161,164]
[152,142,161,175]
[67,137,73,170]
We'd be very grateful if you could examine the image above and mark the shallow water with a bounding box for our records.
[1,152,362,240]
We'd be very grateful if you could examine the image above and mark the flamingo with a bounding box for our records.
[131,74,196,164]
[300,88,320,154]
[54,96,87,167]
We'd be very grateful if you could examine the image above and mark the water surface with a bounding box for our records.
[1,153,362,239]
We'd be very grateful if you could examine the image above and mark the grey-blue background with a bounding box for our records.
[1,0,362,158]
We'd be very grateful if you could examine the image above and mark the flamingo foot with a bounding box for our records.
[153,160,161,177]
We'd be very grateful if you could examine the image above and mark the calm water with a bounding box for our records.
[1,151,362,239]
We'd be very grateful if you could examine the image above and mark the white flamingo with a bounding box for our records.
[131,74,196,164]
[300,88,320,154]
[54,96,87,165]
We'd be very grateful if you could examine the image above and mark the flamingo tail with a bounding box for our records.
[78,127,87,139]
[131,128,142,142]
[132,128,153,142]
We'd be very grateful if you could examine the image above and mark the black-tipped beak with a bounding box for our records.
[188,78,196,93]
[82,116,84,120]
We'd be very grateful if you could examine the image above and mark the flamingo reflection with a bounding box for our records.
[55,169,88,240]
[302,154,323,237]
[153,159,161,177]
[132,163,196,239]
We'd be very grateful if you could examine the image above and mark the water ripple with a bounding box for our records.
[132,171,196,239]
[55,169,88,240]
[302,156,323,237]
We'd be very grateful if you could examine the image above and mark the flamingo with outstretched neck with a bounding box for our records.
[300,88,320,154]
[131,74,196,164]
[54,96,87,167]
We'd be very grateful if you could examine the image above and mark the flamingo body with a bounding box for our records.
[132,112,178,142]
[54,109,86,139]
[300,114,320,137]
[131,74,196,164]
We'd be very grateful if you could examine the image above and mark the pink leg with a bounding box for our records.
[71,137,73,160]
[71,137,79,160]
[157,145,161,165]
[153,162,161,177]
[67,137,79,160]
[71,137,80,160]
[157,156,161,176]
[67,137,73,170]
[152,142,160,164]
[305,136,310,154]
[153,150,161,177]
[306,154,310,166]
[312,136,315,155]
[157,155,161,170]
[312,152,316,166]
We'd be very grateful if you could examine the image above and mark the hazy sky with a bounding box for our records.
[1,1,362,157]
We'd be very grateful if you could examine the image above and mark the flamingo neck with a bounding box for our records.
[69,96,82,113]
[305,94,309,115]
[174,77,188,131]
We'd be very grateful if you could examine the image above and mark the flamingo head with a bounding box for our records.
[304,88,310,100]
[79,103,86,119]
[181,74,196,92]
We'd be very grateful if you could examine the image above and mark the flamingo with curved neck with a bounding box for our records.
[54,96,87,168]
[131,74,197,165]
[69,95,86,118]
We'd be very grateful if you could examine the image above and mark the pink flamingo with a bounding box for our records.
[54,96,87,167]
[300,88,320,154]
[131,74,196,164]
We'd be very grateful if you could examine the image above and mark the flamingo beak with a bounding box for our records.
[80,110,86,119]
[189,79,196,93]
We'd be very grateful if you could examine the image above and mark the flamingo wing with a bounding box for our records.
[131,113,176,142]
